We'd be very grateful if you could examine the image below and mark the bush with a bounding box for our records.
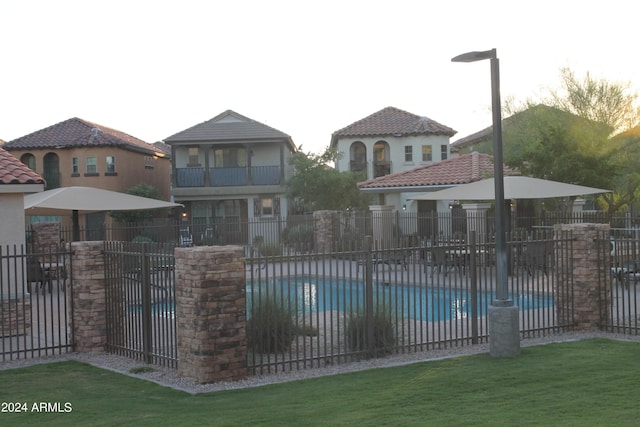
[247,295,296,353]
[282,224,314,252]
[258,242,282,257]
[132,235,154,244]
[346,305,396,357]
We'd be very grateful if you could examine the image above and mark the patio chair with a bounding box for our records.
[429,247,451,277]
[524,241,548,276]
[27,256,51,293]
[378,250,411,270]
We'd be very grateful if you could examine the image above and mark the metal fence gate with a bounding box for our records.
[104,242,177,368]
[1,244,72,361]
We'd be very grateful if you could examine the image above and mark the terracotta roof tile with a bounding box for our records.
[358,152,514,189]
[331,106,456,146]
[3,118,159,155]
[0,147,45,185]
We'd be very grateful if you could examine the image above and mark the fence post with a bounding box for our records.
[554,223,610,330]
[175,245,247,383]
[71,241,107,353]
[470,231,478,344]
[140,242,153,364]
[364,235,374,356]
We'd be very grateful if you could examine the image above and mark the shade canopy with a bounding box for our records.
[410,176,611,201]
[24,186,182,216]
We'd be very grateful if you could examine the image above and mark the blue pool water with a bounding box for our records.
[247,278,553,322]
[135,278,552,322]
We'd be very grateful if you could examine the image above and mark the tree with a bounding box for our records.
[547,68,640,135]
[502,67,640,216]
[286,148,371,213]
[109,184,164,223]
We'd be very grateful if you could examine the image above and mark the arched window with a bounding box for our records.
[373,141,391,177]
[20,153,36,171]
[349,142,366,172]
[43,152,61,189]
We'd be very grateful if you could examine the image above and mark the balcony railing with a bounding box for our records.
[373,161,391,178]
[176,167,205,187]
[176,165,281,187]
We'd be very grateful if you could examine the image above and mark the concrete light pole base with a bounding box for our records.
[488,303,520,357]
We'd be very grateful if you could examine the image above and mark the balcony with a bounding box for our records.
[373,161,391,178]
[176,165,282,188]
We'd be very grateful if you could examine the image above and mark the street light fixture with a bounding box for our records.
[452,48,520,357]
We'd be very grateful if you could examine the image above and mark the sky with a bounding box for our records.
[2,0,638,154]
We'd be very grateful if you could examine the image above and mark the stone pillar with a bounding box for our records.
[554,223,610,330]
[175,245,247,383]
[313,210,338,253]
[30,222,61,251]
[71,241,107,353]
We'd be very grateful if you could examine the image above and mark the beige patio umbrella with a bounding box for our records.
[24,186,183,240]
[409,176,611,201]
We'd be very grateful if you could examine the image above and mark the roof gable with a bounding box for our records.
[3,118,158,155]
[164,110,295,151]
[0,147,45,185]
[357,152,513,189]
[331,106,456,146]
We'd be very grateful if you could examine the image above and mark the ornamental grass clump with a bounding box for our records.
[247,295,296,354]
[346,305,396,357]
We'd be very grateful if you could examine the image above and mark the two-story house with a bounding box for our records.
[330,106,457,207]
[164,110,296,245]
[3,118,172,237]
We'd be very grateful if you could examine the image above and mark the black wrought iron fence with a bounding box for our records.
[0,244,72,361]
[103,242,177,368]
[605,230,640,334]
[246,231,573,374]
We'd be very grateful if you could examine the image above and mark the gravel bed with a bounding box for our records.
[1,332,638,395]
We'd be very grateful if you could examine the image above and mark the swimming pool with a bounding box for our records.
[132,277,552,322]
[247,277,553,322]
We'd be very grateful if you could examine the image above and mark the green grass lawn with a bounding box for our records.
[1,338,640,426]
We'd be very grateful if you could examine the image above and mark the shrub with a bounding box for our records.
[282,224,314,252]
[247,295,296,353]
[258,242,282,257]
[346,305,396,357]
[132,235,154,244]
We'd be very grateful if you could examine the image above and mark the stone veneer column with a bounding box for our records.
[554,223,610,330]
[313,210,338,253]
[70,241,107,353]
[175,245,247,383]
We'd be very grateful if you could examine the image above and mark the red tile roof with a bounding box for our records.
[0,147,45,185]
[3,118,159,155]
[358,152,514,189]
[331,106,456,146]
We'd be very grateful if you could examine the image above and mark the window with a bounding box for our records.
[86,156,97,174]
[72,157,79,174]
[106,156,116,174]
[349,142,366,172]
[261,197,273,216]
[144,156,154,168]
[187,147,200,166]
[421,145,432,162]
[214,147,247,167]
[20,153,36,171]
[404,146,413,162]
[441,145,448,160]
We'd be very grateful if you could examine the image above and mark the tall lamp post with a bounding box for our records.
[452,48,520,357]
